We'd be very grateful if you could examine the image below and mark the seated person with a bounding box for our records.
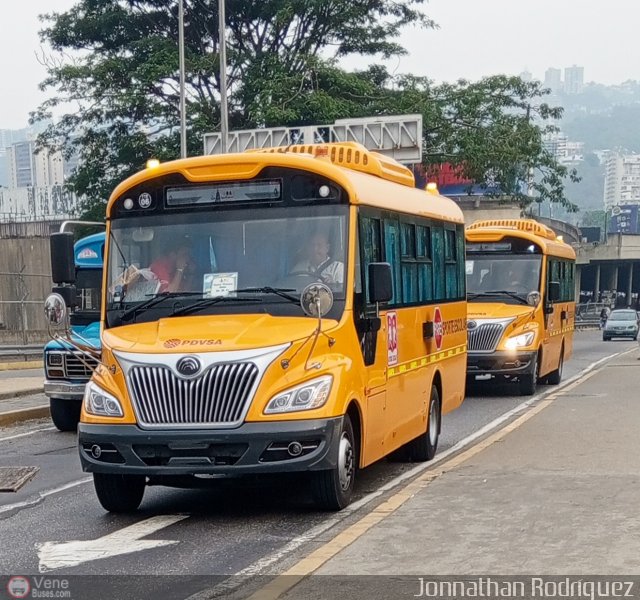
[149,243,197,293]
[291,232,344,286]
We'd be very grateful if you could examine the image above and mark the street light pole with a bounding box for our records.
[218,0,229,153]
[178,0,187,158]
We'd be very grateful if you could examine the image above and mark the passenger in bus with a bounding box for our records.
[150,242,197,293]
[291,232,344,286]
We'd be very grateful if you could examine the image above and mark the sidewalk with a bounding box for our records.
[271,347,640,598]
[0,372,47,426]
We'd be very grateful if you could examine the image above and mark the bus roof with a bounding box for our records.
[74,232,105,268]
[465,219,576,260]
[107,144,463,224]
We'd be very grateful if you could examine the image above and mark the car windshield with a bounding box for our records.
[106,205,348,325]
[610,311,637,321]
[466,255,542,302]
[75,268,102,313]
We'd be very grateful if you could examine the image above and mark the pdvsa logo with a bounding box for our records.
[164,338,222,348]
[7,576,30,599]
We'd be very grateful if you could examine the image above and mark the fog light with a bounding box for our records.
[287,441,303,457]
[91,444,102,459]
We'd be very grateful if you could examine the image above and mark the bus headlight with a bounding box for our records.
[83,381,124,417]
[505,332,535,350]
[264,375,333,414]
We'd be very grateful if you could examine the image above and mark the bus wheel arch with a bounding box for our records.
[345,400,363,470]
[547,341,564,385]
[311,400,361,511]
[431,371,443,434]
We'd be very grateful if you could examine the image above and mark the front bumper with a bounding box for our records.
[78,417,343,476]
[44,380,87,401]
[467,351,537,377]
[604,329,637,338]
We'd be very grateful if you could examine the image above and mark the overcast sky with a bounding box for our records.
[2,0,639,130]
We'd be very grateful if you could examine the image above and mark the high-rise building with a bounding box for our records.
[519,69,533,83]
[564,65,584,95]
[7,141,64,188]
[544,68,562,93]
[604,154,640,209]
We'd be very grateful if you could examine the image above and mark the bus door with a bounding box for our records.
[357,215,389,465]
[543,257,564,373]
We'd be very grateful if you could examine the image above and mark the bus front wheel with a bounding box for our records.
[518,355,538,396]
[312,415,356,511]
[93,473,145,513]
[408,384,441,462]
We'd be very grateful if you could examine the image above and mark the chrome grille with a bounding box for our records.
[468,323,504,352]
[128,362,259,426]
[64,353,97,379]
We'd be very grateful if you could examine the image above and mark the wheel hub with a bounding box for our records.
[338,433,354,491]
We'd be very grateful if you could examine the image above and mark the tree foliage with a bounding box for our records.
[34,0,576,217]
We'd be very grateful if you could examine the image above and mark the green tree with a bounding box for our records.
[34,0,576,216]
[35,0,433,214]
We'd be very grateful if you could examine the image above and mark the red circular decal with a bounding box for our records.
[164,338,181,348]
[434,307,443,351]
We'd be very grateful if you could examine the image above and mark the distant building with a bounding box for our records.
[543,132,584,164]
[544,67,563,93]
[564,65,584,95]
[604,153,640,209]
[7,141,64,188]
[519,69,533,83]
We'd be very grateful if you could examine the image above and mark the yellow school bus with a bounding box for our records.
[465,219,576,395]
[67,142,466,512]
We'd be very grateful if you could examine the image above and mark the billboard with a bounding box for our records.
[608,205,640,234]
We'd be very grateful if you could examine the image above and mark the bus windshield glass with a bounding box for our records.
[106,205,348,324]
[466,255,542,302]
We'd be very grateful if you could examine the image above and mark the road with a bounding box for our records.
[0,331,631,598]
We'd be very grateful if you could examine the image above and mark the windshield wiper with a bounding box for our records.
[119,292,204,323]
[468,291,529,305]
[170,294,263,317]
[234,287,299,304]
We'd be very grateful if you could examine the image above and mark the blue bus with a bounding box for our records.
[44,232,103,431]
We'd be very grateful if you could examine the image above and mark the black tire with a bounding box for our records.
[407,384,441,462]
[93,473,145,513]
[49,398,81,432]
[546,348,564,385]
[518,354,538,396]
[312,414,356,511]
[602,335,610,341]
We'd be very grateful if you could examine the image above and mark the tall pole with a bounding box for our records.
[178,0,187,158]
[218,0,229,153]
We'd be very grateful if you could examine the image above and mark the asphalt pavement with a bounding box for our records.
[0,330,635,600]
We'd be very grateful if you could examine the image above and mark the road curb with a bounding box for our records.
[0,387,44,402]
[0,405,50,427]
[0,360,44,371]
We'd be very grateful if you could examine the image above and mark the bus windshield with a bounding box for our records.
[466,255,542,302]
[106,205,348,324]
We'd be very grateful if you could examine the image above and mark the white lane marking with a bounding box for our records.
[189,349,626,598]
[0,477,91,516]
[0,427,57,442]
[37,514,189,572]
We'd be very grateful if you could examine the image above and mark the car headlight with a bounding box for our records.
[83,381,124,417]
[264,375,333,414]
[504,332,535,350]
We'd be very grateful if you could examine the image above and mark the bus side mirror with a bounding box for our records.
[368,263,393,304]
[548,281,561,303]
[50,232,76,285]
